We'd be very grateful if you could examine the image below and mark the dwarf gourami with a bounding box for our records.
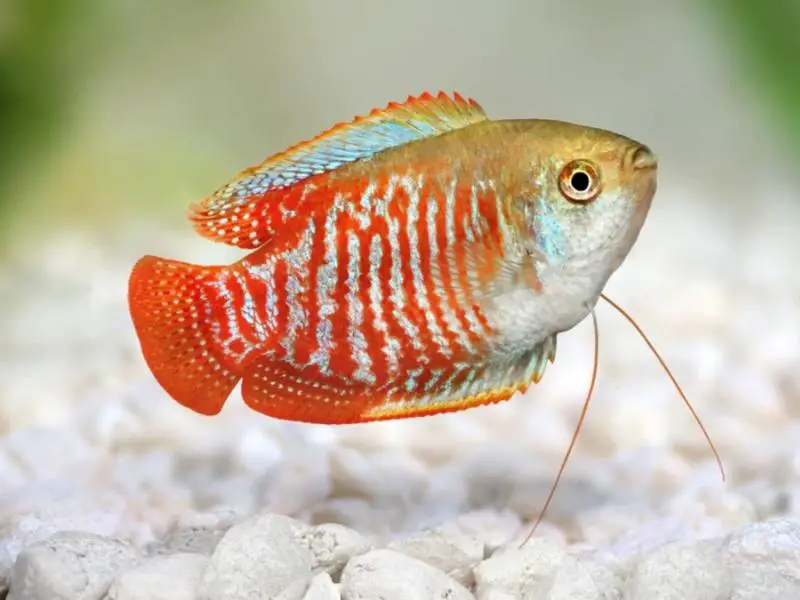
[127,92,723,539]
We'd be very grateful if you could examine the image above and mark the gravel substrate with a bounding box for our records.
[1,182,799,599]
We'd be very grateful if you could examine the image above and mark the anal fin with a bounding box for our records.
[241,360,379,424]
[240,335,558,424]
[361,334,558,420]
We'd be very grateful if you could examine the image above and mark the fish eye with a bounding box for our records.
[559,159,601,203]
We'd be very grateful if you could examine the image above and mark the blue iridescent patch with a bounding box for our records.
[533,199,567,262]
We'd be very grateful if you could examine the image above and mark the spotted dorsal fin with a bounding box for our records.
[189,91,488,249]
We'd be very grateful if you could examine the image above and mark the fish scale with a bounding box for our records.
[128,90,657,423]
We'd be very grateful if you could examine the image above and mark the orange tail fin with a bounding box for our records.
[127,255,242,415]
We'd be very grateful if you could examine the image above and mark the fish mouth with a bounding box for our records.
[616,147,657,249]
[626,143,657,216]
[626,144,658,172]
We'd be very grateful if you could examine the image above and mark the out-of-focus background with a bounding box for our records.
[1,0,800,588]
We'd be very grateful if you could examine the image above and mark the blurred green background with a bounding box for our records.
[0,0,798,251]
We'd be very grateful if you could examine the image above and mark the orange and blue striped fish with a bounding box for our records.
[128,91,657,424]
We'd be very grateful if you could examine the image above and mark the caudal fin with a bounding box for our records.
[127,255,241,415]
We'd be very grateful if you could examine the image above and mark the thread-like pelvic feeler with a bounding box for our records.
[519,294,725,548]
[519,309,600,548]
[598,293,725,481]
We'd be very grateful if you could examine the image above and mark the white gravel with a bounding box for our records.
[1,182,799,599]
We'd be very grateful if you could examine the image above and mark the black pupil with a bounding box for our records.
[571,170,591,192]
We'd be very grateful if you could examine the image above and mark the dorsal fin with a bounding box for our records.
[189,91,488,249]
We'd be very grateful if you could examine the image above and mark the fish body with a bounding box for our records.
[128,92,657,423]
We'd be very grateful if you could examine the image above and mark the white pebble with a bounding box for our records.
[9,532,142,600]
[388,522,484,587]
[473,538,566,598]
[447,510,524,554]
[298,523,372,579]
[302,572,340,600]
[152,510,241,556]
[107,553,208,600]
[475,539,621,599]
[0,494,147,596]
[722,517,800,599]
[546,554,622,600]
[340,549,474,600]
[197,512,313,600]
[625,538,731,599]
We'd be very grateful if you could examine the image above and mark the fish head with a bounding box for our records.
[515,119,656,279]
[498,119,657,336]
